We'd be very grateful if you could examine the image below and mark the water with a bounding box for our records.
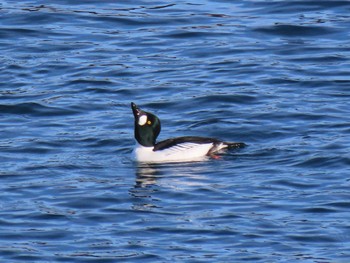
[1,0,350,262]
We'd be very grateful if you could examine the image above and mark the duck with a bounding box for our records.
[131,102,245,163]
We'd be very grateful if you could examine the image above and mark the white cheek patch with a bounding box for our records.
[138,115,148,126]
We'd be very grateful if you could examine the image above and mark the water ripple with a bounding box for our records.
[1,1,350,262]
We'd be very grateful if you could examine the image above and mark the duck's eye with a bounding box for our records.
[147,120,152,125]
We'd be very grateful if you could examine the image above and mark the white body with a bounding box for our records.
[132,142,226,163]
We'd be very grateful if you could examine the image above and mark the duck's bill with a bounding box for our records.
[131,102,143,117]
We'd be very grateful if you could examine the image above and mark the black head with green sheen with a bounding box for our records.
[131,102,161,147]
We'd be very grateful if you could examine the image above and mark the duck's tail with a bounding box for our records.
[225,142,246,149]
[208,141,246,155]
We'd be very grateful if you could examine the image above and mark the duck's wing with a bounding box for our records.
[153,136,221,151]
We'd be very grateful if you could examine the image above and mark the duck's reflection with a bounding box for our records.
[129,162,213,211]
[134,164,163,188]
[128,164,162,212]
[131,161,211,191]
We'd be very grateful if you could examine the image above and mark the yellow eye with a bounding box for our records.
[147,120,152,125]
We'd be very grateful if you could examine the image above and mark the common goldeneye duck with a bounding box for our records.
[131,102,245,163]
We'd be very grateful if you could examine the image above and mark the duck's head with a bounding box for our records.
[131,102,161,147]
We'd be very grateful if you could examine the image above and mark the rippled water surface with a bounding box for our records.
[1,0,350,262]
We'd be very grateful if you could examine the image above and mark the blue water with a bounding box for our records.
[1,0,350,262]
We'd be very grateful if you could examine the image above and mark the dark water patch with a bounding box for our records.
[260,77,306,86]
[163,30,230,39]
[255,24,337,38]
[288,234,337,243]
[321,141,348,151]
[269,179,319,190]
[84,87,120,95]
[0,102,80,116]
[84,15,155,28]
[287,54,348,63]
[193,94,257,105]
[82,138,121,148]
[0,28,43,39]
[67,78,116,87]
[3,146,53,155]
[296,156,347,169]
[254,111,330,124]
[27,212,68,221]
[301,207,339,214]
[0,228,70,241]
